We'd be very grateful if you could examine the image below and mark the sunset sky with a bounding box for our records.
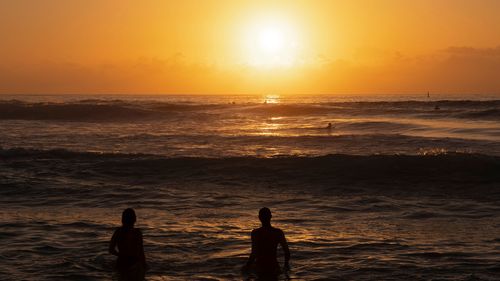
[1,0,499,95]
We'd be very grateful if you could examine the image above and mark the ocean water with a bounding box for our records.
[1,94,500,157]
[0,94,500,280]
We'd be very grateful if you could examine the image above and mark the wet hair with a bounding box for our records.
[259,207,272,223]
[122,208,136,228]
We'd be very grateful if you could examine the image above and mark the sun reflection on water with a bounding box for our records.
[264,95,281,104]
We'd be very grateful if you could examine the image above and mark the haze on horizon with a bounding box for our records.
[1,0,499,95]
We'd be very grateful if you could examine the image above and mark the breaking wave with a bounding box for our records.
[2,147,499,193]
[1,99,500,121]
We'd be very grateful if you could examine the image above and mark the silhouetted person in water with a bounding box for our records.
[109,208,146,281]
[244,207,290,279]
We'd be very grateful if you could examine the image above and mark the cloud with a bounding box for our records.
[306,46,500,94]
[443,46,500,57]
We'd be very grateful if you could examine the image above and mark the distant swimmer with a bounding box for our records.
[109,208,146,281]
[243,207,290,278]
[326,122,333,129]
[435,105,440,110]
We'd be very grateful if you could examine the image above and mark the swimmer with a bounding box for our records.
[109,208,146,280]
[243,207,290,278]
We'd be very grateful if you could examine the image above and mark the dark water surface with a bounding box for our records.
[1,150,499,280]
[1,94,500,280]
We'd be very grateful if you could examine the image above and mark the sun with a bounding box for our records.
[242,18,300,68]
[257,27,286,53]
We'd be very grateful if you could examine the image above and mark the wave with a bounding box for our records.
[1,99,500,121]
[456,108,500,120]
[242,100,500,119]
[325,100,500,107]
[1,147,499,194]
[0,100,218,121]
[338,121,420,131]
[0,101,158,121]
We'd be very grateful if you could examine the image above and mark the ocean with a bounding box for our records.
[1,94,499,280]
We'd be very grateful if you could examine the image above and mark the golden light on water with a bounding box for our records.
[264,95,281,104]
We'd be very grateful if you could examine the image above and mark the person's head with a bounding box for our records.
[259,207,272,225]
[122,208,136,228]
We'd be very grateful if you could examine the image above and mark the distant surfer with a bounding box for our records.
[109,208,146,281]
[326,123,334,135]
[243,207,290,279]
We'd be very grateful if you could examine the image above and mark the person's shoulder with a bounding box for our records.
[112,227,124,239]
[115,227,142,234]
[252,227,266,236]
[133,228,143,236]
[270,226,282,231]
[272,227,285,236]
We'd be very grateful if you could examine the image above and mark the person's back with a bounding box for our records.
[112,227,144,270]
[109,208,146,280]
[245,208,290,277]
[251,225,287,272]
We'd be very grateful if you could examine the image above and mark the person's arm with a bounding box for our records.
[280,231,290,268]
[245,230,257,268]
[109,229,120,256]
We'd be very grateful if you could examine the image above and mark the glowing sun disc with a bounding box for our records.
[243,19,300,68]
[257,28,286,53]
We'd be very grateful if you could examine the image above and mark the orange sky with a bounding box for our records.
[1,0,499,95]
